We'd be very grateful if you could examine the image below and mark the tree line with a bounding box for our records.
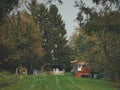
[0,0,120,87]
[70,0,120,88]
[0,0,72,73]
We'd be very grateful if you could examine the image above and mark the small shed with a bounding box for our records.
[52,64,65,75]
[41,63,65,75]
[71,60,91,78]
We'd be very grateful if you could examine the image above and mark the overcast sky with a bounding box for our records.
[37,0,94,39]
[57,0,94,39]
[57,1,79,39]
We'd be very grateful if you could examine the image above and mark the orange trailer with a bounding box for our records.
[71,60,91,78]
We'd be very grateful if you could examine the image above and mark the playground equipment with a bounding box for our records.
[16,65,27,76]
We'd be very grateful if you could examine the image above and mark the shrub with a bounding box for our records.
[0,71,12,81]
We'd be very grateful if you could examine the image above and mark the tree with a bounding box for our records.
[28,1,69,66]
[0,0,65,72]
[74,0,120,86]
[14,12,45,72]
[93,0,120,9]
[0,0,59,25]
[44,0,63,4]
[47,4,67,62]
[0,11,45,72]
[69,27,86,60]
[0,0,19,25]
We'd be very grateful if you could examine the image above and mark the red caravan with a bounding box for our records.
[71,60,91,78]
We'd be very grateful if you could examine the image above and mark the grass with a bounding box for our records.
[0,73,116,90]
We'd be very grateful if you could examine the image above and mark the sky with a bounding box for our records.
[36,0,94,39]
[37,0,79,39]
[57,1,79,39]
[56,0,94,39]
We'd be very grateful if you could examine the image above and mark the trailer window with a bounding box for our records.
[78,64,81,68]
[82,64,88,68]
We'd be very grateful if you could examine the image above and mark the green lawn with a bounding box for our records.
[0,73,116,90]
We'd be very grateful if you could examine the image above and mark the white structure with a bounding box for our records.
[33,70,41,76]
[53,68,65,75]
[16,67,27,76]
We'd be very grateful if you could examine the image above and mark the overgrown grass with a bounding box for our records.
[0,73,116,90]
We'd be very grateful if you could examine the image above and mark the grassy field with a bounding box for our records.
[0,73,116,90]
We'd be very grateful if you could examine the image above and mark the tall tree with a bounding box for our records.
[28,1,68,65]
[0,11,45,72]
[47,4,67,62]
[28,0,50,62]
[14,12,45,72]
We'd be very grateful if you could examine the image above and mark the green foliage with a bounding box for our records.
[0,0,18,25]
[73,0,120,85]
[0,44,15,64]
[28,1,69,66]
[44,0,63,5]
[0,71,12,81]
[13,12,44,72]
[0,10,45,72]
[0,0,66,72]
[0,71,26,89]
[93,0,120,7]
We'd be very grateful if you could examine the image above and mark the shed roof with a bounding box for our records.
[70,60,88,64]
